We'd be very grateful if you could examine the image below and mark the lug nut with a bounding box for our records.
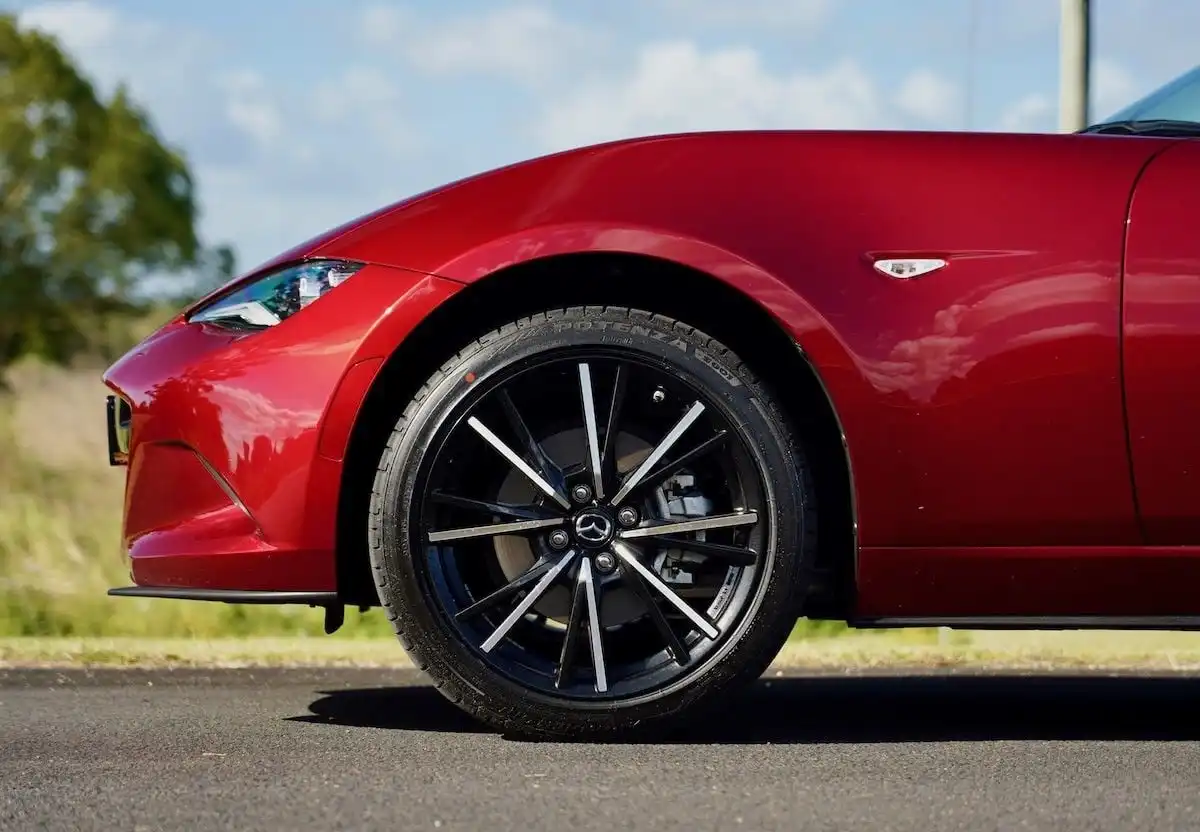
[616,506,639,527]
[571,484,593,504]
[594,552,617,573]
[548,529,570,549]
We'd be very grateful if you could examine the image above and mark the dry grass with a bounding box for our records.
[4,359,116,470]
[0,636,411,668]
[772,629,1200,671]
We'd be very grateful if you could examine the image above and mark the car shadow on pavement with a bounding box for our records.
[292,672,1200,744]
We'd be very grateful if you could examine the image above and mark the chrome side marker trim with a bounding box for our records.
[873,258,948,279]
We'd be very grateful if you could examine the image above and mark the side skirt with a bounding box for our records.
[850,616,1200,631]
[107,587,347,633]
[108,587,337,604]
[855,545,1200,618]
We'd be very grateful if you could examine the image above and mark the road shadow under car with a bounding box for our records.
[291,671,1200,744]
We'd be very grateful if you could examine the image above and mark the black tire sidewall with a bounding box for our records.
[370,308,810,737]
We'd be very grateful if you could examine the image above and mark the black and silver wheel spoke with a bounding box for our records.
[618,511,759,541]
[578,363,606,501]
[579,559,608,692]
[430,491,559,522]
[646,535,757,566]
[555,564,590,688]
[611,540,720,639]
[480,549,577,653]
[599,364,627,486]
[467,415,571,509]
[636,430,729,495]
[428,516,565,544]
[457,558,557,621]
[498,390,569,499]
[619,555,690,665]
[610,401,706,505]
[553,560,609,692]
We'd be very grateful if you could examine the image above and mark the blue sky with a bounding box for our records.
[5,0,1195,272]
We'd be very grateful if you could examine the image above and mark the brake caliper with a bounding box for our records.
[651,473,713,584]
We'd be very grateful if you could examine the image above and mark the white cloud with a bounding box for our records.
[895,69,960,125]
[1093,58,1139,117]
[313,66,398,119]
[988,0,1060,37]
[357,3,411,44]
[658,0,834,28]
[18,0,119,49]
[536,41,882,151]
[998,93,1054,133]
[360,4,596,84]
[311,66,417,155]
[218,70,284,149]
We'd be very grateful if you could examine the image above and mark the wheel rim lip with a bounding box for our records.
[408,343,776,703]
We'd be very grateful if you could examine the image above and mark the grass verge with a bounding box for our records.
[5,630,1200,671]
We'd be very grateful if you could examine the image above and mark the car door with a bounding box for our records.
[1124,139,1200,544]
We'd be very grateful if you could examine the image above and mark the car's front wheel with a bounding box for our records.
[368,306,816,740]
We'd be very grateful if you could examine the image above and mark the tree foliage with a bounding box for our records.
[0,14,234,371]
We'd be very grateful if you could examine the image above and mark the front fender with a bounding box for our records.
[425,219,846,351]
[315,131,1153,550]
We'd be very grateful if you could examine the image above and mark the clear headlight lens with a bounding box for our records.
[189,259,364,329]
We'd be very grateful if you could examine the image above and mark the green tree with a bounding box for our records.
[0,14,233,373]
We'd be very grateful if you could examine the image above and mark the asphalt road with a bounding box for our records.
[2,667,1199,831]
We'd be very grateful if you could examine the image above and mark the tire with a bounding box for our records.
[368,306,816,740]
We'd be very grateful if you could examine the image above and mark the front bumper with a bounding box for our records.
[102,263,461,593]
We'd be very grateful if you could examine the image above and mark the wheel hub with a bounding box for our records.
[492,428,651,627]
[572,508,616,549]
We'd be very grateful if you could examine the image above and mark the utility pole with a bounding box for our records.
[1058,0,1092,132]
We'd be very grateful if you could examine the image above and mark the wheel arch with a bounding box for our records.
[335,251,857,617]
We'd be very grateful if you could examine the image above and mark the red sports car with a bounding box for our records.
[104,65,1200,739]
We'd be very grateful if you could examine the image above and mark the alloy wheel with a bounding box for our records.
[416,350,769,700]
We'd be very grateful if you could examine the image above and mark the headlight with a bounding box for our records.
[189,259,364,329]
